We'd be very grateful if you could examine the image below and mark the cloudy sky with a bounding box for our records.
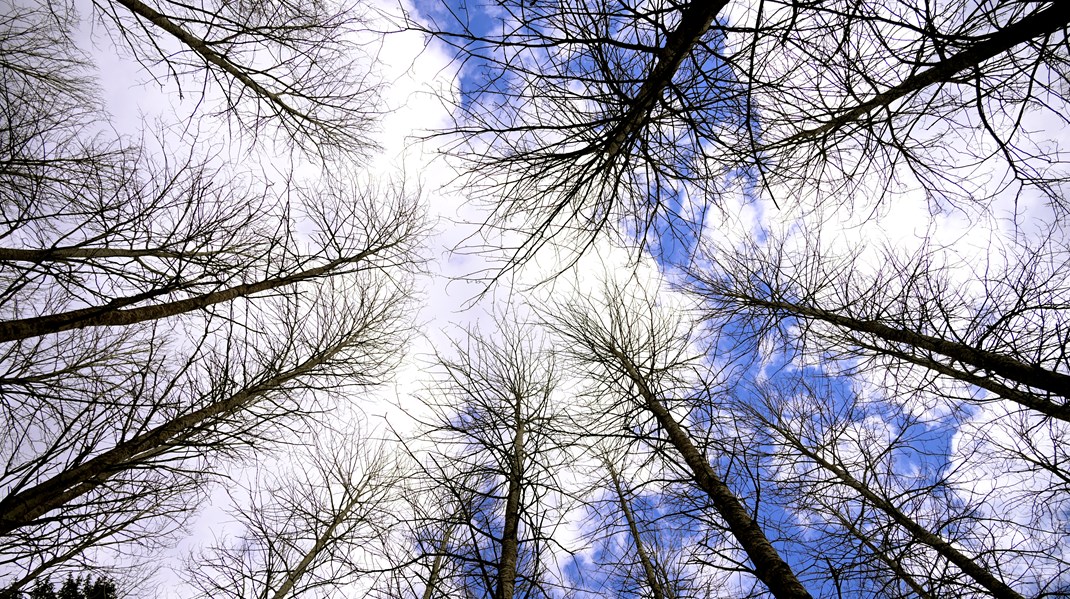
[14,0,1069,596]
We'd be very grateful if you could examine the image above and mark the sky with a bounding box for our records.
[65,0,470,593]
[399,1,1069,596]
[10,0,1070,596]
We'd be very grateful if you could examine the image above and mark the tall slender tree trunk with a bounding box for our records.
[818,498,934,599]
[606,459,670,599]
[0,249,380,343]
[771,418,1025,599]
[494,395,525,599]
[726,293,1070,419]
[775,1,1070,146]
[602,1,728,160]
[0,338,354,534]
[0,246,222,262]
[606,342,813,599]
[421,520,457,599]
[271,491,362,599]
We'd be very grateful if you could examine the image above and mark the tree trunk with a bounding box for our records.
[607,342,813,599]
[0,246,222,262]
[606,460,670,599]
[774,2,1070,147]
[733,293,1070,418]
[0,250,377,343]
[421,520,456,599]
[271,490,364,599]
[776,422,1025,599]
[0,338,353,534]
[818,496,934,599]
[494,395,525,599]
[602,1,728,160]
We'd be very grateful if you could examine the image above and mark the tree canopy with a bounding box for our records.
[1,0,1068,597]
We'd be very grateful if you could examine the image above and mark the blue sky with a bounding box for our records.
[398,0,1006,596]
[22,0,1063,595]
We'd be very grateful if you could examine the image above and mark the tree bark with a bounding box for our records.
[494,395,525,599]
[819,496,935,599]
[112,0,309,124]
[779,427,1025,599]
[420,520,456,599]
[602,1,728,160]
[606,460,670,599]
[857,339,1069,420]
[271,488,365,599]
[0,337,353,534]
[730,293,1070,416]
[771,2,1070,148]
[0,250,377,343]
[607,342,813,599]
[0,246,221,262]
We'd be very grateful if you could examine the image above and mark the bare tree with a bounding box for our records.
[410,489,467,599]
[686,229,1070,423]
[394,1,1070,596]
[576,446,690,599]
[92,0,381,155]
[734,377,1057,599]
[604,457,674,599]
[0,272,414,586]
[537,268,1070,598]
[678,228,1070,596]
[0,0,423,586]
[386,460,485,599]
[183,430,404,599]
[405,323,572,599]
[415,0,1070,272]
[541,279,812,599]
